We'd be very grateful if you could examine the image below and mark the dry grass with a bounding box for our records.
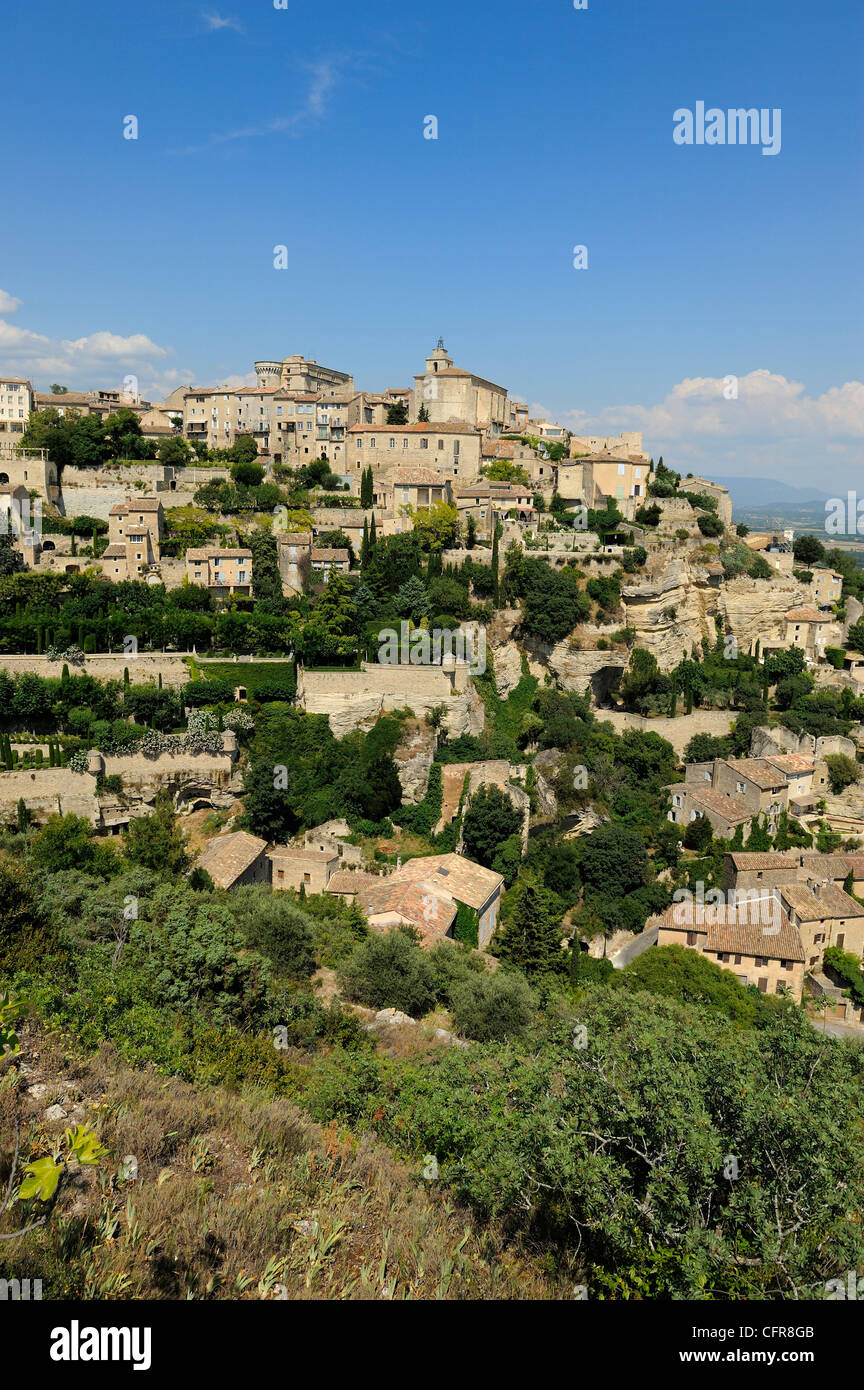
[0,1029,560,1301]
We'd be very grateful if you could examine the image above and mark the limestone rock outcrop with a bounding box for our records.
[394,718,437,804]
[719,575,809,653]
[620,561,720,672]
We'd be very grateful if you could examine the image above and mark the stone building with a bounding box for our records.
[666,782,754,839]
[197,831,270,890]
[102,497,165,582]
[411,340,508,433]
[781,606,841,661]
[372,467,453,512]
[254,354,355,396]
[0,378,35,439]
[557,454,652,507]
[779,881,864,967]
[185,547,253,596]
[0,444,59,505]
[684,477,733,528]
[351,423,482,487]
[268,845,339,894]
[453,481,536,538]
[569,430,648,460]
[652,898,805,1000]
[811,567,843,607]
[379,852,505,948]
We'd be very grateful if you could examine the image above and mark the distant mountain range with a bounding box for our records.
[708,476,833,506]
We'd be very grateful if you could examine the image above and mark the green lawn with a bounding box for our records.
[184,657,296,692]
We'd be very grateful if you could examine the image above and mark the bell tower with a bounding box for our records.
[425,338,453,374]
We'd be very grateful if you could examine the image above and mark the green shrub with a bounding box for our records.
[338,928,437,1016]
[448,970,537,1041]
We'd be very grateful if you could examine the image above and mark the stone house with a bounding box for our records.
[652,898,805,1001]
[723,850,864,899]
[666,782,754,839]
[185,547,253,596]
[783,606,841,661]
[102,497,165,582]
[351,425,482,489]
[197,831,270,890]
[268,845,339,894]
[382,852,505,949]
[779,881,864,967]
[374,467,453,511]
[453,482,536,538]
[811,567,843,607]
[411,341,508,432]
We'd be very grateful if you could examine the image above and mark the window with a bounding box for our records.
[617,463,625,475]
[420,438,428,449]
[438,439,444,450]
[389,438,395,448]
[403,438,409,448]
[370,438,376,448]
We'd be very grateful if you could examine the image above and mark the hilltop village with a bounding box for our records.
[1,341,864,1016]
[2,343,864,1300]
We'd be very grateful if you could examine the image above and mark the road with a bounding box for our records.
[609,924,658,970]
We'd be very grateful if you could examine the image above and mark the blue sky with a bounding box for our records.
[1,0,861,487]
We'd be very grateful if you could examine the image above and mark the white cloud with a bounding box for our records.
[202,11,243,33]
[0,300,177,398]
[192,61,340,150]
[0,290,21,315]
[551,370,864,489]
[59,331,170,362]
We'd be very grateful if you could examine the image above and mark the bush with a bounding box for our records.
[183,679,236,706]
[229,885,316,977]
[824,754,861,795]
[338,928,437,1016]
[697,513,724,538]
[448,970,537,1042]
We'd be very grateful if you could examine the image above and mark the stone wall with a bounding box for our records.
[597,708,735,757]
[297,662,484,738]
[0,747,239,826]
[0,653,191,688]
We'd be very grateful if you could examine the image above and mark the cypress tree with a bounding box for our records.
[360,518,370,568]
[491,524,500,607]
[369,514,377,550]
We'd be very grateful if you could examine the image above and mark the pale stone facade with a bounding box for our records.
[351,423,482,488]
[0,378,34,439]
[185,547,253,596]
[412,342,508,432]
[653,899,805,1001]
